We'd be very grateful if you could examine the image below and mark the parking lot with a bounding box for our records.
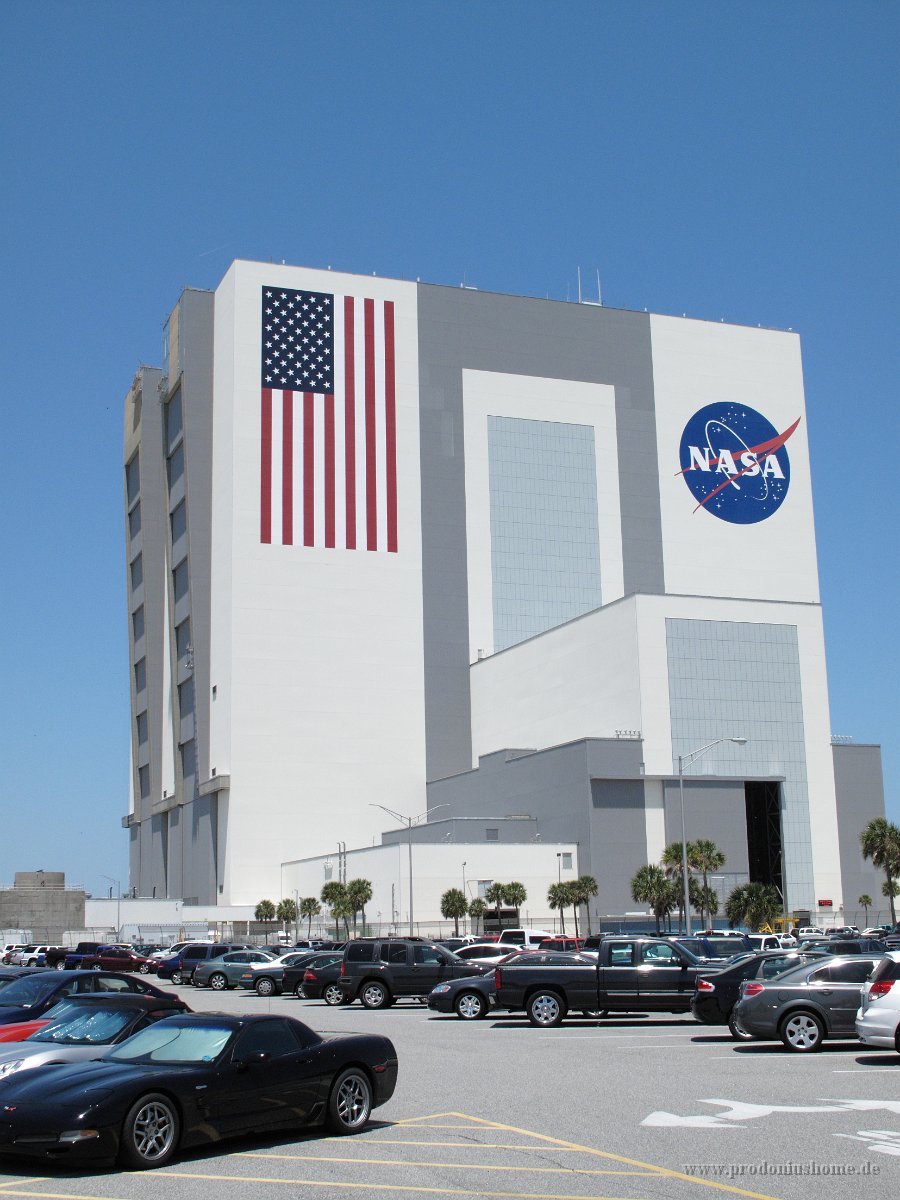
[0,982,897,1200]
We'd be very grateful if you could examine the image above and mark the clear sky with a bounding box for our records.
[1,3,896,898]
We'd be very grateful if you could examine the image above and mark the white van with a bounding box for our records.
[496,928,555,949]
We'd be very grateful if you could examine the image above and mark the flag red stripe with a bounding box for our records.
[303,392,315,547]
[365,298,377,551]
[384,302,397,553]
[324,393,335,547]
[344,296,356,549]
[260,388,272,544]
[282,391,293,545]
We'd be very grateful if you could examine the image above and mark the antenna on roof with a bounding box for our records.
[597,268,602,306]
[577,266,582,304]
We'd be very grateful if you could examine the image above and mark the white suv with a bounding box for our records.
[856,951,900,1052]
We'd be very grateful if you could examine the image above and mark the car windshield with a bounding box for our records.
[104,1022,233,1064]
[0,975,60,1007]
[30,1005,138,1045]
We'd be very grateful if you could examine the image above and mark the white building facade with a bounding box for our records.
[122,261,885,925]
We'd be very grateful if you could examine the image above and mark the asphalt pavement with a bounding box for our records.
[0,980,897,1199]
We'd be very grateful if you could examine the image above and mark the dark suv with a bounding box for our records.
[156,942,251,984]
[336,938,488,1008]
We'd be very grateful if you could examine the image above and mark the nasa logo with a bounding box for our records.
[677,403,800,524]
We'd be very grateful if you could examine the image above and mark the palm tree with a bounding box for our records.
[547,882,570,934]
[858,894,873,927]
[276,897,298,940]
[321,881,348,940]
[695,884,719,925]
[503,881,527,925]
[467,898,486,936]
[299,896,321,938]
[690,839,725,927]
[725,882,781,932]
[571,875,599,935]
[254,898,275,933]
[630,864,670,934]
[441,888,468,935]
[346,878,373,935]
[485,882,506,932]
[860,818,900,926]
[661,842,692,931]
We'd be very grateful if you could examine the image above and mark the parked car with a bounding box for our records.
[240,951,321,996]
[156,943,252,985]
[0,993,189,1082]
[493,937,706,1026]
[800,937,886,955]
[0,946,27,965]
[0,971,178,1028]
[0,967,48,993]
[79,946,159,974]
[293,953,349,1003]
[7,946,52,967]
[336,938,490,1008]
[670,933,754,961]
[192,950,275,991]
[856,951,900,1052]
[731,954,883,1051]
[496,928,555,949]
[691,949,829,1037]
[283,952,347,998]
[61,943,133,971]
[428,970,497,1020]
[453,943,524,966]
[538,937,585,953]
[148,941,213,961]
[0,1012,398,1167]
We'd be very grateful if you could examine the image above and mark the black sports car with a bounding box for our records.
[0,1012,398,1168]
[0,971,177,1026]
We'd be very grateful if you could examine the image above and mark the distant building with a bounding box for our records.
[122,261,884,925]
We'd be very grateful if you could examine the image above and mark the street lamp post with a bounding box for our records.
[370,803,450,938]
[677,738,747,936]
[462,862,467,935]
[557,853,562,883]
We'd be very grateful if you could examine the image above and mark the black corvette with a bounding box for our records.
[0,1012,397,1168]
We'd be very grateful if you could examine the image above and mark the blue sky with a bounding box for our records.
[1,3,896,897]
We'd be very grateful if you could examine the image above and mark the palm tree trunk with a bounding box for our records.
[572,904,579,938]
[888,869,898,926]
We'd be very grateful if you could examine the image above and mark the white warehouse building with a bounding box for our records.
[121,259,885,929]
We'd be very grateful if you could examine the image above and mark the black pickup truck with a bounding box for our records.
[494,937,707,1026]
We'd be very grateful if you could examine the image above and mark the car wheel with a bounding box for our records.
[779,1010,825,1052]
[55,961,65,971]
[528,990,566,1027]
[728,1012,754,1041]
[118,1092,180,1169]
[294,982,306,998]
[170,970,183,985]
[27,959,37,967]
[255,977,277,997]
[208,973,228,991]
[361,981,391,1009]
[139,963,151,974]
[91,963,102,970]
[454,990,487,1020]
[326,1068,372,1134]
[324,983,345,1006]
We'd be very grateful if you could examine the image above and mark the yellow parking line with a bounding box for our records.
[0,1185,50,1191]
[426,1113,785,1200]
[242,1151,658,1176]
[131,1173,664,1199]
[355,1141,603,1151]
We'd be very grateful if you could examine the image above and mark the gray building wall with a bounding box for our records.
[417,286,663,782]
[0,887,85,943]
[662,779,752,906]
[428,737,651,916]
[124,290,219,905]
[666,617,815,913]
[833,743,888,925]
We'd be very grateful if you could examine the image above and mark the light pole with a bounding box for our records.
[677,737,747,935]
[556,853,562,883]
[100,875,121,938]
[370,803,450,937]
[462,862,467,935]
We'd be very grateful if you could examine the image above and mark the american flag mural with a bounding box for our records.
[259,285,398,552]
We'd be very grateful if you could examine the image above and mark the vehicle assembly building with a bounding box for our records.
[122,260,884,925]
